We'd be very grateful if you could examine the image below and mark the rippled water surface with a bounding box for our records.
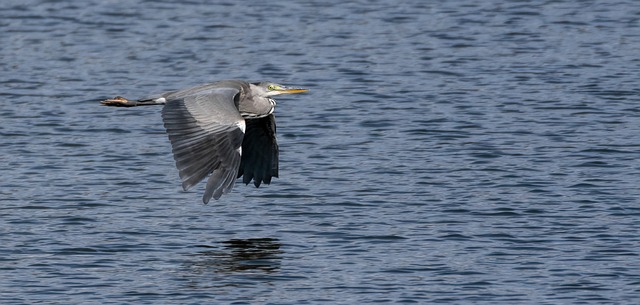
[2,0,639,304]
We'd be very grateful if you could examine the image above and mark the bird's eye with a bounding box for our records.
[267,85,276,91]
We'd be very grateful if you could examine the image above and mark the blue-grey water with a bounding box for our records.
[1,0,639,304]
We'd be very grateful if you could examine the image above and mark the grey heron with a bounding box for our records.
[101,80,308,203]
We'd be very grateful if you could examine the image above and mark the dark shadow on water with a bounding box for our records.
[185,238,283,275]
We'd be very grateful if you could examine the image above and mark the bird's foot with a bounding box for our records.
[101,96,136,107]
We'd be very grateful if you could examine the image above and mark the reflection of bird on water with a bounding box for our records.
[101,80,308,203]
[187,238,283,274]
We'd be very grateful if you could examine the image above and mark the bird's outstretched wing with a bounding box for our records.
[161,88,245,203]
[238,115,279,187]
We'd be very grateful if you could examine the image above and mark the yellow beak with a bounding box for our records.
[279,88,309,94]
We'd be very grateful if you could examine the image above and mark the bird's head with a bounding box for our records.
[252,82,309,97]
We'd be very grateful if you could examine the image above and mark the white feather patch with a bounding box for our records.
[236,120,246,133]
[236,120,245,155]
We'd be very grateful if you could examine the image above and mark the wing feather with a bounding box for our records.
[161,88,245,203]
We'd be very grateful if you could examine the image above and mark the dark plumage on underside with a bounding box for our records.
[238,115,279,187]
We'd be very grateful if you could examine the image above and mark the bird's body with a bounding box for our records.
[101,80,308,203]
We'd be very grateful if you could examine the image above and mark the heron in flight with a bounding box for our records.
[101,80,308,203]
